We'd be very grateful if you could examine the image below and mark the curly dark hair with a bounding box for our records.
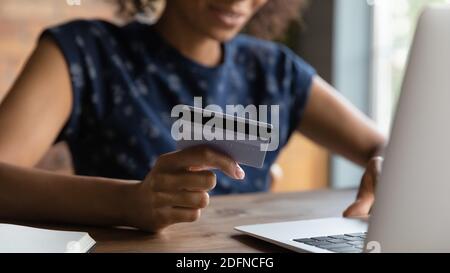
[113,0,308,40]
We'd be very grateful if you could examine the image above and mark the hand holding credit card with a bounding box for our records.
[172,106,275,169]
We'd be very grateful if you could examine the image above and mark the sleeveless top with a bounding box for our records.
[41,19,316,195]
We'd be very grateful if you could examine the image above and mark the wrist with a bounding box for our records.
[116,180,142,228]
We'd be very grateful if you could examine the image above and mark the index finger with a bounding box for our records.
[156,146,245,180]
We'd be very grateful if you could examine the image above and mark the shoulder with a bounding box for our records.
[42,19,153,43]
[41,19,153,59]
[42,19,124,40]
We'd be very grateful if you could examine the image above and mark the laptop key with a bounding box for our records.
[330,247,362,253]
[321,243,352,250]
[311,240,338,246]
[293,240,337,249]
[348,241,365,247]
[343,236,364,242]
[293,239,317,245]
[314,243,341,249]
[326,239,349,244]
[310,236,332,241]
[329,235,348,240]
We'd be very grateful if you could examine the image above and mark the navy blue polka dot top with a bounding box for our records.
[41,19,316,195]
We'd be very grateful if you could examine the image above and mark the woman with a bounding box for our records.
[0,0,385,232]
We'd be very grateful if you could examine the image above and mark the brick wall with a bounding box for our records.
[0,0,116,98]
[0,0,116,172]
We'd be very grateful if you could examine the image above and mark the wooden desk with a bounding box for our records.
[3,190,356,253]
[84,190,355,253]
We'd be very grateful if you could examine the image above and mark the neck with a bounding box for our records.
[154,8,222,67]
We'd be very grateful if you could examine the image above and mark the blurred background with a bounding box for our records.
[1,0,448,192]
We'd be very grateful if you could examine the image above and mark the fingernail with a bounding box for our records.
[235,163,245,180]
[188,166,200,171]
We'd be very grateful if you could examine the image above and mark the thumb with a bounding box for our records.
[343,195,374,217]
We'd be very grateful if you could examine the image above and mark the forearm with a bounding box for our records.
[313,115,386,166]
[299,77,387,166]
[0,162,139,228]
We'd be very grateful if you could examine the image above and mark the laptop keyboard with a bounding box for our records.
[293,232,367,253]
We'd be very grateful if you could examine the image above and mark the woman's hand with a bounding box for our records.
[343,157,383,217]
[128,146,245,232]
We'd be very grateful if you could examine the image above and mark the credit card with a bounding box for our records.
[173,106,273,169]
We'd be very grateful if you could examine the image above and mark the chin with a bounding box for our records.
[205,28,242,42]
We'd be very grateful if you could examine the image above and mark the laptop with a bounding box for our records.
[235,5,450,253]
